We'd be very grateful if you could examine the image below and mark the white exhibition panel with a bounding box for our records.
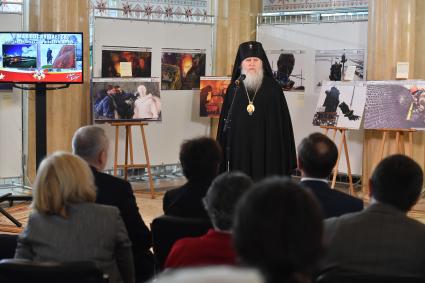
[93,18,212,169]
[258,22,368,175]
[0,14,23,178]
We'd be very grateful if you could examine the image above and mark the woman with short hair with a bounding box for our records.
[15,152,134,283]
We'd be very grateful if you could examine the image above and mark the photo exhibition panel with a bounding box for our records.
[93,18,212,168]
[257,21,367,175]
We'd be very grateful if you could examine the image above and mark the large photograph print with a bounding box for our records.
[312,81,366,129]
[266,49,306,92]
[161,49,206,90]
[199,76,231,118]
[101,48,152,78]
[315,49,365,89]
[92,78,161,122]
[364,81,425,130]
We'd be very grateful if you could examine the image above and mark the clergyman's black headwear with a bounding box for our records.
[230,41,274,82]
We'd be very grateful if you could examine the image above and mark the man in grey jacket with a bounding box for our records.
[322,154,425,279]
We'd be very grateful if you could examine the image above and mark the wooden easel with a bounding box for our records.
[376,128,416,160]
[321,126,355,195]
[111,122,155,199]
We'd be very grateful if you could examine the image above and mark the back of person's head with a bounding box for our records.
[370,154,423,211]
[72,126,108,166]
[151,266,264,283]
[203,171,253,231]
[234,177,323,283]
[297,132,338,178]
[32,152,96,217]
[179,137,222,181]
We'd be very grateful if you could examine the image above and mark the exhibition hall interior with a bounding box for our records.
[1,0,425,282]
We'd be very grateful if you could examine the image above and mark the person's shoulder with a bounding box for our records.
[300,180,332,195]
[94,169,131,188]
[328,187,363,206]
[172,236,202,251]
[325,209,364,228]
[165,184,186,198]
[262,76,284,99]
[27,211,44,223]
[225,82,237,93]
[300,180,328,188]
[263,75,281,89]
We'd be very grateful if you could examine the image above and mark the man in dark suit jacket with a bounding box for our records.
[163,137,222,221]
[298,133,363,218]
[72,126,153,283]
[322,155,425,278]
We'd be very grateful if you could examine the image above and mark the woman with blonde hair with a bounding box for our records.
[15,152,135,283]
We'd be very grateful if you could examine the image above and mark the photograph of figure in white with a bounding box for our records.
[133,84,161,119]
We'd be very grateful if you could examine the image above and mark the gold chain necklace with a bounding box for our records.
[244,85,260,116]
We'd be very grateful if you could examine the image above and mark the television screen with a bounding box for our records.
[0,32,83,84]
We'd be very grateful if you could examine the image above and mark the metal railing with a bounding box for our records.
[258,7,368,26]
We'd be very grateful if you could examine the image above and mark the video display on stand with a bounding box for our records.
[0,32,83,83]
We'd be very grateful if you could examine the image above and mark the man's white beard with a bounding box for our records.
[241,67,264,92]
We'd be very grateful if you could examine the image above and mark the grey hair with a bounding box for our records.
[204,171,253,231]
[72,126,108,164]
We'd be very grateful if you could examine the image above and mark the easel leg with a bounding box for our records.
[342,130,354,195]
[379,131,388,161]
[114,126,119,176]
[399,132,405,155]
[129,126,134,165]
[332,129,337,142]
[408,132,413,158]
[395,132,400,154]
[124,126,129,180]
[140,125,155,199]
[332,131,343,189]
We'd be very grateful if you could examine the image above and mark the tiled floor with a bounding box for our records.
[131,176,185,226]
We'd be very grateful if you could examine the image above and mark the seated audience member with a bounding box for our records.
[322,154,425,278]
[151,266,264,283]
[14,152,134,283]
[297,133,363,218]
[234,177,323,283]
[165,172,253,268]
[72,126,153,283]
[163,137,222,220]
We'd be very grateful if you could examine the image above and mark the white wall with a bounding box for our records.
[0,14,23,178]
[258,22,368,175]
[93,18,213,169]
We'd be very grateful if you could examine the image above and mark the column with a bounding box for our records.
[27,0,90,180]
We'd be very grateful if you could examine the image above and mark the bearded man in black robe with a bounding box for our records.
[217,41,296,181]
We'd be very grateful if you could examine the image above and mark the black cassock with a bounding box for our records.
[217,75,297,181]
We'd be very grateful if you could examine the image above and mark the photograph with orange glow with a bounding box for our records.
[199,77,231,118]
[161,51,206,90]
